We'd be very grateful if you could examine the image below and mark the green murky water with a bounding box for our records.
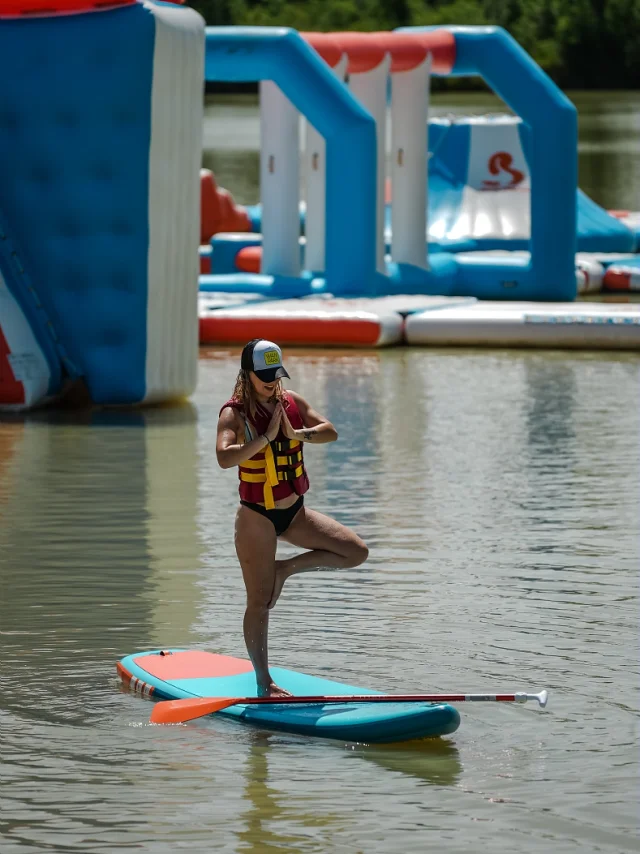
[1,347,638,853]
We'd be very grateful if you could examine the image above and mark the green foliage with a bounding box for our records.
[407,0,488,26]
[191,0,640,88]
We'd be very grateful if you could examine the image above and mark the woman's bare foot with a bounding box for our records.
[258,681,293,698]
[268,561,290,610]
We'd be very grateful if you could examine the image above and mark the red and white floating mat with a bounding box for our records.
[198,296,468,348]
[200,299,401,347]
[575,257,605,294]
[602,263,640,292]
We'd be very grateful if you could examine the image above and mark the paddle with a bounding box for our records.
[149,690,549,725]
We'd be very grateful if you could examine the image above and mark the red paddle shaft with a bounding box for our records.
[199,692,544,705]
[149,690,548,724]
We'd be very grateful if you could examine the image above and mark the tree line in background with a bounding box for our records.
[192,0,639,89]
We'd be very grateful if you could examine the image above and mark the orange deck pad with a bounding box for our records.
[133,650,254,681]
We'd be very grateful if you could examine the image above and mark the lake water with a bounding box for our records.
[1,346,639,853]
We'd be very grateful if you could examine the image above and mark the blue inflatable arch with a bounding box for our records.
[401,25,578,301]
[205,27,378,294]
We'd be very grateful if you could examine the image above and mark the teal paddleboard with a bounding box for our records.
[117,649,460,743]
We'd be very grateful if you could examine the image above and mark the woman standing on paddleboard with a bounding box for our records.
[216,339,368,698]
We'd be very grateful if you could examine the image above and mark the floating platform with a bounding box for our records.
[199,294,640,350]
[405,300,640,350]
[199,295,473,348]
[602,258,640,292]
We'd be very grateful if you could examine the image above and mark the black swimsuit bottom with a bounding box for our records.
[240,496,304,536]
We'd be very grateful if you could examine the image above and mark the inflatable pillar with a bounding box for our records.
[301,35,348,275]
[0,0,204,410]
[259,81,301,277]
[341,35,391,275]
[391,53,431,270]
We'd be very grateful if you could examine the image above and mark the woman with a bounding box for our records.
[216,339,368,698]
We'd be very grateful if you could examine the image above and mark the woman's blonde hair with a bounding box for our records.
[232,369,285,419]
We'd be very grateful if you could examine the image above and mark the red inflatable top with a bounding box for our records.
[0,0,134,16]
[0,0,186,17]
[303,29,456,76]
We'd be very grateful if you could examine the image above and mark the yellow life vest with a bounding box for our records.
[239,439,304,510]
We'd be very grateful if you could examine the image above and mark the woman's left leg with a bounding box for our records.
[269,505,368,608]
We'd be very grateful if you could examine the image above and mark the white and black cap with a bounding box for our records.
[241,339,290,383]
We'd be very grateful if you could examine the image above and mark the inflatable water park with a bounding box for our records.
[1,0,639,412]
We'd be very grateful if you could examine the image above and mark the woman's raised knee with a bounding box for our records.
[346,540,368,567]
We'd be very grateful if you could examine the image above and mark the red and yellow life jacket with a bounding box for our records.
[220,392,310,509]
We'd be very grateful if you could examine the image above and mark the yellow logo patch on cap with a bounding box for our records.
[263,350,280,366]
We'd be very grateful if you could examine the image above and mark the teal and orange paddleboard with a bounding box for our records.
[117,649,460,743]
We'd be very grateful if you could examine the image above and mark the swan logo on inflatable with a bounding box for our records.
[481,151,525,190]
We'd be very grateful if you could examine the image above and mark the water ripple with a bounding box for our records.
[0,348,638,853]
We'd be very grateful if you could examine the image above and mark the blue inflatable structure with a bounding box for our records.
[0,0,204,409]
[425,26,577,297]
[202,25,623,303]
[425,116,635,255]
[243,112,636,257]
[206,27,379,298]
[1,9,636,408]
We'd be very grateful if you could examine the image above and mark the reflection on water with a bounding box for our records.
[525,357,578,454]
[316,354,383,528]
[235,737,342,854]
[203,90,640,210]
[575,91,640,210]
[1,348,639,853]
[352,736,462,787]
[0,403,203,726]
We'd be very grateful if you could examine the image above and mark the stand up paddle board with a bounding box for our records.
[117,649,460,743]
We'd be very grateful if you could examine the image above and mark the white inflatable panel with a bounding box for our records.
[146,2,205,403]
[406,301,640,350]
[304,55,348,273]
[260,81,300,277]
[429,116,531,243]
[391,56,431,269]
[349,57,391,273]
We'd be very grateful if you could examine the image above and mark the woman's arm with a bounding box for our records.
[216,406,272,469]
[283,391,338,444]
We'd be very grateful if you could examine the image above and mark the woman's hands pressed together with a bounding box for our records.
[262,402,328,445]
[264,403,282,442]
[280,404,300,440]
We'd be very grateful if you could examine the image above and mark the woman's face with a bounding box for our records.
[249,372,279,400]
